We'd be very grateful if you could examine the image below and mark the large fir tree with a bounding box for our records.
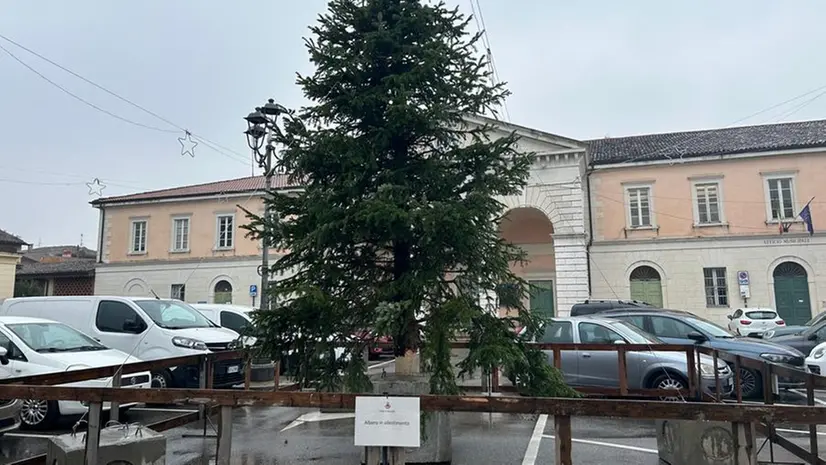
[243,0,576,397]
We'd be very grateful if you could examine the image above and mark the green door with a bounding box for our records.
[629,266,663,307]
[773,262,811,325]
[529,280,554,320]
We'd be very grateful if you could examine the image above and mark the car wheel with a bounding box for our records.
[150,370,172,389]
[20,399,58,430]
[650,373,687,402]
[738,367,762,399]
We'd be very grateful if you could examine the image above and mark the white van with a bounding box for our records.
[0,296,243,389]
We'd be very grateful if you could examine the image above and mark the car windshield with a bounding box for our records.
[136,300,217,329]
[745,311,777,320]
[805,312,826,327]
[7,322,107,353]
[607,321,662,344]
[685,316,734,338]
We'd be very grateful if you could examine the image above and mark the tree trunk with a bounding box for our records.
[395,350,420,375]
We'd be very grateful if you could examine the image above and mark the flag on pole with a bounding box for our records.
[799,198,815,236]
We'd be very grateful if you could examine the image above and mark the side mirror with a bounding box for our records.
[687,332,707,343]
[122,319,143,333]
[613,339,627,345]
[727,315,734,320]
[0,347,9,366]
[808,333,819,341]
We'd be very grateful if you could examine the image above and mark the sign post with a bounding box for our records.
[249,284,258,308]
[355,395,420,464]
[737,271,751,301]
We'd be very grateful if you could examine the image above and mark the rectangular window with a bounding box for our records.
[171,217,190,252]
[216,214,235,249]
[767,177,795,220]
[626,186,652,227]
[130,220,147,253]
[695,182,721,224]
[171,284,186,301]
[703,267,728,307]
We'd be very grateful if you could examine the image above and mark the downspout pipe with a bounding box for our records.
[585,167,595,299]
[96,205,105,264]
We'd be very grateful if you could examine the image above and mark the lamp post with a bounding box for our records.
[244,99,287,312]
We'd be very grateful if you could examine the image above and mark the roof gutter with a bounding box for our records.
[585,166,594,300]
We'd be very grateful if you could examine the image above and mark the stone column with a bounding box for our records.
[552,233,589,316]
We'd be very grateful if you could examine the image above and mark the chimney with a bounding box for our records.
[62,249,73,258]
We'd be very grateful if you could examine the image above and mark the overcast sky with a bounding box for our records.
[1,0,825,248]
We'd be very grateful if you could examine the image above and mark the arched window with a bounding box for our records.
[214,280,233,304]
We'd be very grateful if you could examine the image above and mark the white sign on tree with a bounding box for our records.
[354,396,421,448]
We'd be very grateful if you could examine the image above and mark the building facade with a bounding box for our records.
[15,246,97,296]
[91,176,292,305]
[587,120,826,325]
[0,230,26,300]
[90,116,591,316]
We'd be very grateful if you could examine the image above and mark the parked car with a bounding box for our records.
[570,299,654,317]
[805,341,826,376]
[597,309,806,399]
[0,316,152,429]
[768,319,826,359]
[726,308,785,337]
[0,348,21,436]
[515,317,733,400]
[764,311,826,339]
[0,296,243,389]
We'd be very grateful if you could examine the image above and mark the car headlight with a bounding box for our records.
[699,363,716,377]
[812,347,826,359]
[761,353,793,363]
[764,330,775,339]
[172,336,208,351]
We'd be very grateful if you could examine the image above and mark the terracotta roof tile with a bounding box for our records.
[91,174,299,205]
[0,229,26,246]
[587,118,826,165]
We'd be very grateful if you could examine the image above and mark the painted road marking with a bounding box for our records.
[280,411,356,432]
[521,414,547,465]
[542,434,658,454]
[789,389,826,406]
[131,407,199,413]
[776,427,826,436]
[368,359,395,370]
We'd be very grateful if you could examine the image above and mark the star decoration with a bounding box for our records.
[86,178,106,196]
[178,130,198,158]
[218,191,229,202]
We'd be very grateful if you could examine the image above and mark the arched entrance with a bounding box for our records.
[214,280,233,304]
[629,265,663,307]
[773,262,811,325]
[498,207,555,319]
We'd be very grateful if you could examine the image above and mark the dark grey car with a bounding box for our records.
[597,310,806,399]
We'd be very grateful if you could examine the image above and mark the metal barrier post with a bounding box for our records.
[244,354,252,390]
[84,401,103,465]
[198,355,208,420]
[216,406,234,465]
[734,355,743,403]
[555,415,573,465]
[731,421,757,465]
[713,350,721,402]
[806,374,819,464]
[110,367,122,423]
[617,346,628,396]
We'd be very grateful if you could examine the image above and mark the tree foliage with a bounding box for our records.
[242,0,576,397]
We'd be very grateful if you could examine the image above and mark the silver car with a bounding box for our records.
[532,317,734,399]
[0,347,21,435]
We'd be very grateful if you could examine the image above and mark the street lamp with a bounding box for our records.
[244,99,286,312]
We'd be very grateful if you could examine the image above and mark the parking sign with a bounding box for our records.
[249,284,258,297]
[737,271,749,286]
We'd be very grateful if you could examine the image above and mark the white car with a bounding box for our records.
[726,308,785,337]
[0,316,151,429]
[805,341,826,377]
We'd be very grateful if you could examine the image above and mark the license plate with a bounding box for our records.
[227,365,240,374]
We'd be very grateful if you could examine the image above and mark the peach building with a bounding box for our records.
[587,119,826,325]
[91,116,592,315]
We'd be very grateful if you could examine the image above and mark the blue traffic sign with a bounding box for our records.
[249,284,258,297]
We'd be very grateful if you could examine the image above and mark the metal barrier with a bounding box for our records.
[1,385,825,465]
